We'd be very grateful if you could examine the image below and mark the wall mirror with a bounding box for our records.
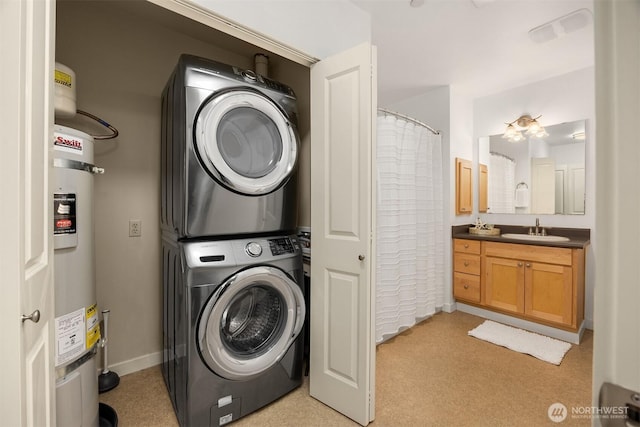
[479,119,586,215]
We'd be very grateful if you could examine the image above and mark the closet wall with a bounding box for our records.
[56,0,310,372]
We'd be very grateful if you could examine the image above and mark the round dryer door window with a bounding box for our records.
[194,89,298,196]
[197,266,305,380]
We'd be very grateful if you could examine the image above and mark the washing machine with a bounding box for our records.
[161,54,300,240]
[162,234,306,426]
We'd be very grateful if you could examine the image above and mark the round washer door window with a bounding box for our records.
[194,89,298,195]
[198,266,305,380]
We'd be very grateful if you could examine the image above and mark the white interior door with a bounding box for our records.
[530,157,555,214]
[309,42,377,426]
[567,165,585,214]
[0,0,56,425]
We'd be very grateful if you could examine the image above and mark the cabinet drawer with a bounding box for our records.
[454,253,480,275]
[453,272,480,303]
[453,239,481,255]
[483,241,573,266]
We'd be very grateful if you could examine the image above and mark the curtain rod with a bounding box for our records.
[377,108,440,135]
[490,151,515,162]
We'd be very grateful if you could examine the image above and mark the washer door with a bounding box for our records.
[197,266,305,380]
[194,89,298,196]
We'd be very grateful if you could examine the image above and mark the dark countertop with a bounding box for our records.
[452,224,590,249]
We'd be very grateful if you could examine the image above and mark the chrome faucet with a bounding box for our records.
[535,218,540,235]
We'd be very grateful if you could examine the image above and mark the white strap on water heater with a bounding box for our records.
[54,158,105,174]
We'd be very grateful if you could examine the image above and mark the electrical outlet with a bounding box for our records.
[129,220,142,237]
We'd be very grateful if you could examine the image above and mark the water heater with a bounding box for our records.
[53,124,103,427]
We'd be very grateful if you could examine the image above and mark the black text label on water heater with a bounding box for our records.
[54,193,77,235]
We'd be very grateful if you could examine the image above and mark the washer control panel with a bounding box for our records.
[268,237,298,256]
[184,235,300,267]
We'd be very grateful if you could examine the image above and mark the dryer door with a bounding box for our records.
[198,266,305,380]
[194,89,298,196]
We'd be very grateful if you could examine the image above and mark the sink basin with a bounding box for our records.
[501,233,570,242]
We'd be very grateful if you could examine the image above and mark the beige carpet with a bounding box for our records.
[100,311,593,426]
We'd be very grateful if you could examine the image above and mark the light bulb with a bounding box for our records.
[527,119,541,134]
[503,124,517,139]
[510,132,524,143]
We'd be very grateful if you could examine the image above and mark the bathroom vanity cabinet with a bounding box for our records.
[453,238,586,331]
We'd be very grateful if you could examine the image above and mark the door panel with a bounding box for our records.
[310,42,376,426]
[484,256,524,314]
[524,263,573,326]
[325,269,360,384]
[0,0,56,425]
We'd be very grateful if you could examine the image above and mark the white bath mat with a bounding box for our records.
[468,320,572,365]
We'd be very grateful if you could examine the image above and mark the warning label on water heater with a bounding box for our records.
[55,307,86,367]
[54,193,76,235]
[86,303,101,349]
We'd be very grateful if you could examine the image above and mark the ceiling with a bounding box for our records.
[352,0,595,106]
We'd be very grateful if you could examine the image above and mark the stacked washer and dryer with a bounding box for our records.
[160,54,306,427]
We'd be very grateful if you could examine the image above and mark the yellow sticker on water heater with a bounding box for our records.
[55,69,72,88]
[86,303,101,349]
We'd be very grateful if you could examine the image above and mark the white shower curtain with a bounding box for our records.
[375,114,444,344]
[488,153,516,213]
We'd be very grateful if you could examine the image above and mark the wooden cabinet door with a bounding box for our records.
[456,158,472,215]
[524,262,573,326]
[484,256,524,314]
[478,163,488,213]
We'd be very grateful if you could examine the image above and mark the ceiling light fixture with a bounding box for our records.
[409,0,425,7]
[528,8,592,44]
[572,131,586,140]
[502,114,548,142]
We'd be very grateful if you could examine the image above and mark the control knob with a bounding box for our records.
[245,242,262,257]
[241,70,257,82]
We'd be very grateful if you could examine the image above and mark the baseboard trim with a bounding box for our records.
[106,351,163,377]
[442,302,457,313]
[456,303,586,344]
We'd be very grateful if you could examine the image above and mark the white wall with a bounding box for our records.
[473,67,596,328]
[192,0,371,60]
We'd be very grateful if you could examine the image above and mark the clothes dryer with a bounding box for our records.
[161,54,300,239]
[162,234,305,427]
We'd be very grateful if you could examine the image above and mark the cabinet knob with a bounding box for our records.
[21,309,40,323]
[358,254,365,261]
[526,263,531,268]
[464,244,469,249]
[517,262,523,267]
[463,261,470,267]
[463,284,469,290]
